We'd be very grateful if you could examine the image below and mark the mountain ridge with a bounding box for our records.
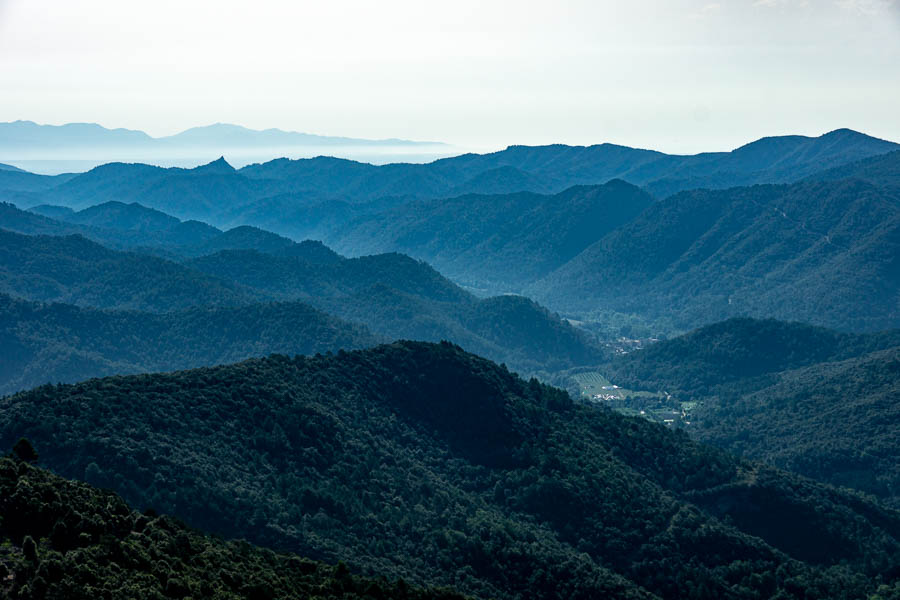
[2,340,900,599]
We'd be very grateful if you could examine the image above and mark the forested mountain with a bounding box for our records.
[0,229,260,311]
[0,293,379,395]
[29,200,223,248]
[3,342,900,599]
[693,346,900,508]
[806,149,900,189]
[603,318,900,398]
[0,454,464,600]
[602,318,900,507]
[2,130,894,233]
[0,202,87,237]
[330,180,654,288]
[14,200,343,259]
[0,228,601,374]
[185,249,601,372]
[240,128,897,201]
[532,179,900,331]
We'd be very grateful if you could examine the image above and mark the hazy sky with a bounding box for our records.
[0,0,898,153]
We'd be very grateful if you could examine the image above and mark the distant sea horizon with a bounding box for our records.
[0,143,475,175]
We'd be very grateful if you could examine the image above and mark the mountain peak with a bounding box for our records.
[192,156,235,174]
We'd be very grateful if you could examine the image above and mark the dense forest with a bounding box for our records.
[0,293,379,395]
[602,318,900,507]
[0,451,466,600]
[532,179,900,331]
[0,228,602,376]
[603,318,900,398]
[3,341,900,599]
[0,229,261,311]
[329,180,654,288]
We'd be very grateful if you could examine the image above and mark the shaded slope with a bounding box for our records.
[0,293,379,395]
[0,227,601,374]
[0,456,466,600]
[599,318,900,506]
[693,346,900,507]
[603,317,900,397]
[334,180,654,288]
[805,149,900,189]
[2,342,900,599]
[533,179,900,331]
[0,229,259,311]
[187,249,602,372]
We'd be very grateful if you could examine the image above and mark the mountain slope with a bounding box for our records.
[333,181,654,288]
[186,249,601,372]
[805,149,900,189]
[600,318,900,506]
[12,129,895,232]
[603,317,900,398]
[533,179,900,331]
[0,229,260,311]
[2,342,899,599]
[692,345,900,506]
[0,455,465,600]
[0,228,601,373]
[0,293,379,396]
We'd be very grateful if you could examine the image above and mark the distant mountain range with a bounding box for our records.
[0,121,450,173]
[0,120,440,151]
[0,216,602,386]
[1,127,898,333]
[530,178,900,331]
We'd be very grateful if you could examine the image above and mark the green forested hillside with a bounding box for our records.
[806,149,900,189]
[19,200,346,260]
[0,293,379,395]
[600,318,900,507]
[603,318,900,397]
[186,250,602,372]
[533,179,900,331]
[691,346,900,507]
[331,180,654,288]
[0,454,466,600]
[0,229,260,311]
[2,341,900,599]
[0,228,602,375]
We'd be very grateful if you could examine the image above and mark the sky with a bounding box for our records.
[0,0,898,154]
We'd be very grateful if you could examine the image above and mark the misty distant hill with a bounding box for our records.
[0,227,601,374]
[531,179,900,331]
[0,121,441,152]
[0,293,379,396]
[332,180,655,288]
[3,129,893,239]
[805,149,900,189]
[0,120,447,173]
